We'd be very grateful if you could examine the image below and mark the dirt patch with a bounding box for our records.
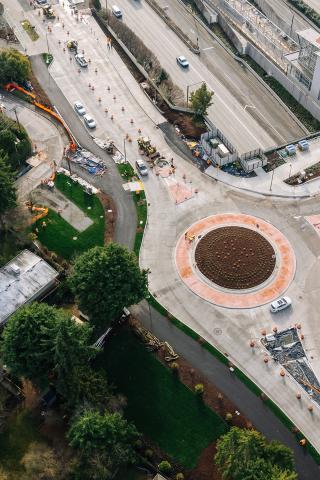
[195,226,276,290]
[97,191,116,244]
[29,68,53,107]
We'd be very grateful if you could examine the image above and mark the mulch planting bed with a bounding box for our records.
[97,191,116,244]
[195,226,276,290]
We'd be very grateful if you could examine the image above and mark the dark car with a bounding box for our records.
[22,80,33,91]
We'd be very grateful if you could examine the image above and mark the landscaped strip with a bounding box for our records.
[35,174,105,260]
[21,20,39,41]
[97,328,228,469]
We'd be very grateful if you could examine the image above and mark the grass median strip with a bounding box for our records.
[97,327,228,468]
[21,20,39,41]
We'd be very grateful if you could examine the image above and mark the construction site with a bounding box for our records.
[262,328,320,407]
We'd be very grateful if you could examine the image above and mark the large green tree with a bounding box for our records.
[0,49,31,85]
[0,156,16,228]
[68,409,139,478]
[68,244,147,328]
[190,83,214,118]
[1,303,60,384]
[215,427,297,480]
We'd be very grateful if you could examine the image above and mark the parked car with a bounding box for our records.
[22,80,33,91]
[136,159,148,176]
[176,55,189,68]
[36,0,48,5]
[112,5,122,17]
[74,101,86,115]
[270,297,292,313]
[83,114,96,129]
[75,54,88,68]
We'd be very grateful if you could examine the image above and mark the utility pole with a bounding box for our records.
[290,13,294,39]
[12,107,21,132]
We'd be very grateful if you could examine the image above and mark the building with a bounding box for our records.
[287,29,320,101]
[0,250,59,325]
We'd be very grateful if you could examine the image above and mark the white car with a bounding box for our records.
[270,297,292,313]
[83,114,96,129]
[136,159,148,176]
[112,5,122,17]
[75,54,88,68]
[74,101,86,115]
[177,56,189,68]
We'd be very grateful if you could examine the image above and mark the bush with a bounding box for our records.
[158,460,172,474]
[225,412,233,422]
[144,449,153,459]
[176,474,185,480]
[170,362,179,373]
[194,383,204,395]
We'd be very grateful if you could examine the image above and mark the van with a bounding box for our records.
[112,5,122,17]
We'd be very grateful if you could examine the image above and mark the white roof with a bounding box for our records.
[0,250,58,324]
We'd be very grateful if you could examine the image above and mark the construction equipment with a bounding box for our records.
[5,83,77,153]
[25,201,48,224]
[43,5,56,19]
[137,136,159,159]
[67,40,78,53]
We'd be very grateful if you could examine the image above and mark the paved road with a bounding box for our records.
[131,301,320,480]
[30,54,136,249]
[114,0,304,153]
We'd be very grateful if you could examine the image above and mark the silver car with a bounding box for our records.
[74,101,86,115]
[270,297,292,313]
[83,114,96,129]
[75,54,88,68]
[177,56,189,68]
[136,159,148,176]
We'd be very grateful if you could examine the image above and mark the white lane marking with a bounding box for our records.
[202,46,215,51]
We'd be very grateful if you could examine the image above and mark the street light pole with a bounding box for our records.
[289,163,292,178]
[12,107,21,132]
[269,168,275,191]
[123,138,127,163]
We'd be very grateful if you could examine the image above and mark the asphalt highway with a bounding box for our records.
[114,0,305,153]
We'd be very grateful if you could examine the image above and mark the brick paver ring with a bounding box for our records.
[175,214,296,309]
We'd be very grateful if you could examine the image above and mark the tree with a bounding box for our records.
[92,0,101,9]
[68,244,147,328]
[215,427,297,480]
[1,303,61,384]
[190,83,214,118]
[54,316,96,401]
[0,49,31,85]
[68,409,139,475]
[0,156,16,228]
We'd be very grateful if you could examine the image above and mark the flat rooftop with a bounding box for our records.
[0,250,58,325]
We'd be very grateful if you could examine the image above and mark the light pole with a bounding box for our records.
[269,167,275,191]
[123,138,127,163]
[289,163,292,178]
[186,80,205,107]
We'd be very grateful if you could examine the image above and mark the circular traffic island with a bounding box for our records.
[195,226,276,290]
[175,213,296,309]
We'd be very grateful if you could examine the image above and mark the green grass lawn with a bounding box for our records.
[0,410,42,479]
[35,174,105,260]
[133,191,147,257]
[97,328,228,469]
[21,20,39,41]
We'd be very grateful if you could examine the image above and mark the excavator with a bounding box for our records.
[298,376,320,396]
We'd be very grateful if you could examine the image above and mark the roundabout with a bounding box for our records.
[175,213,296,308]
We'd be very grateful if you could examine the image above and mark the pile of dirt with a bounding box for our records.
[195,226,276,289]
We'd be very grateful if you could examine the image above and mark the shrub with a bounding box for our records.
[225,412,233,422]
[170,362,179,373]
[158,460,172,474]
[194,383,204,395]
[144,449,153,459]
[176,474,185,480]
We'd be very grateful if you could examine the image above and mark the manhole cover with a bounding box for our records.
[213,328,222,335]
